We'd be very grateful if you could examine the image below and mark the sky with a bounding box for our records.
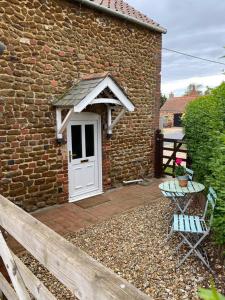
[127,0,225,96]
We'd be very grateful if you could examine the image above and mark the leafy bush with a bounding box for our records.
[198,280,225,300]
[183,83,225,246]
[198,286,225,300]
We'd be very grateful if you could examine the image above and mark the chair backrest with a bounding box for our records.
[185,167,194,180]
[203,187,217,226]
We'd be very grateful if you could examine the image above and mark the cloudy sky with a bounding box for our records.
[127,0,225,96]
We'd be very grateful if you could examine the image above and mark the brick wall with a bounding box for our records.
[0,0,162,211]
[160,112,174,128]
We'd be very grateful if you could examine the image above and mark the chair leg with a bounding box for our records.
[194,248,213,272]
[166,226,174,242]
[175,238,186,252]
[175,232,210,270]
[176,234,197,267]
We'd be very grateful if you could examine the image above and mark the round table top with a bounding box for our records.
[159,180,205,194]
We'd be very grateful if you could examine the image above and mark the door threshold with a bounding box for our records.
[69,191,103,203]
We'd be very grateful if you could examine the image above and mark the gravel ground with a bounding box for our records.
[20,197,224,299]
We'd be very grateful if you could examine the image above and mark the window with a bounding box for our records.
[85,124,94,157]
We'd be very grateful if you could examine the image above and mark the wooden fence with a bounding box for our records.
[154,129,191,178]
[0,194,151,300]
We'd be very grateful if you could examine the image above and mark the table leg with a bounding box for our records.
[172,196,185,214]
[182,194,194,213]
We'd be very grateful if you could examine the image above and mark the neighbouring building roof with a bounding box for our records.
[160,93,199,113]
[75,0,166,33]
[53,72,135,112]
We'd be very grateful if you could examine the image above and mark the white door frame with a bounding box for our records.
[67,112,103,202]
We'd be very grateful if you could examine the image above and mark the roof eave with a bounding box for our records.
[75,0,167,34]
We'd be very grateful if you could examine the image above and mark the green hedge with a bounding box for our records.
[183,83,225,246]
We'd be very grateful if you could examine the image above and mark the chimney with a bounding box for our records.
[169,92,174,99]
[189,86,200,96]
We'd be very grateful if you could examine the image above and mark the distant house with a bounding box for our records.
[160,89,199,127]
[0,0,166,211]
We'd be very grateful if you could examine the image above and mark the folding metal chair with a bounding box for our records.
[185,167,194,181]
[167,187,217,271]
[161,167,194,213]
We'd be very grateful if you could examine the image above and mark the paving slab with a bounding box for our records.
[8,178,163,253]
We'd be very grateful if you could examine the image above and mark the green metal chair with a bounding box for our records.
[167,187,217,271]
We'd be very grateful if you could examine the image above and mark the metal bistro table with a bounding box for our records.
[159,180,205,214]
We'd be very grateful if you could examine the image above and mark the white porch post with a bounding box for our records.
[107,105,112,135]
[108,108,126,132]
[56,108,63,139]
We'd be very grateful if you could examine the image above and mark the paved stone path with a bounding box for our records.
[8,178,163,252]
[33,178,162,234]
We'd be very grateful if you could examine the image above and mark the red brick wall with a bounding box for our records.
[0,0,162,211]
[160,112,174,128]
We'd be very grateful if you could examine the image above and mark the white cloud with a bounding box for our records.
[127,0,225,91]
[161,74,225,96]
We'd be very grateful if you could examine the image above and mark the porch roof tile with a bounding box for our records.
[53,74,107,107]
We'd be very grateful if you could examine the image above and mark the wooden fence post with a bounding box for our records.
[0,194,152,300]
[172,141,176,178]
[0,232,31,300]
[154,129,164,178]
[186,154,192,168]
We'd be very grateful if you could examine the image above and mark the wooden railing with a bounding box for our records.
[154,129,191,178]
[0,194,151,300]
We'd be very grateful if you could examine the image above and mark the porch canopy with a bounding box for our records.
[53,72,135,138]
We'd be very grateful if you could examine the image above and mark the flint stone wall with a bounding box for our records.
[0,0,162,211]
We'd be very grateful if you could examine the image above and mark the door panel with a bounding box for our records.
[86,162,95,187]
[73,166,83,190]
[68,117,101,201]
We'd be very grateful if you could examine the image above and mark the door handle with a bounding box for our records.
[69,151,77,162]
[81,159,89,163]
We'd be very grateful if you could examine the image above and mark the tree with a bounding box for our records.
[184,83,202,96]
[204,86,213,95]
[160,94,167,107]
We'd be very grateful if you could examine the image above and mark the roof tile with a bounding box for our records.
[52,73,133,110]
[160,95,199,113]
[86,0,165,32]
[53,73,109,107]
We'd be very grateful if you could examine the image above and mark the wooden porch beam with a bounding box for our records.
[57,108,73,136]
[91,98,121,105]
[108,108,126,132]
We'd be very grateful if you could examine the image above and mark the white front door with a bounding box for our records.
[67,113,102,202]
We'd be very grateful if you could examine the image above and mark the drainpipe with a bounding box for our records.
[75,0,167,34]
